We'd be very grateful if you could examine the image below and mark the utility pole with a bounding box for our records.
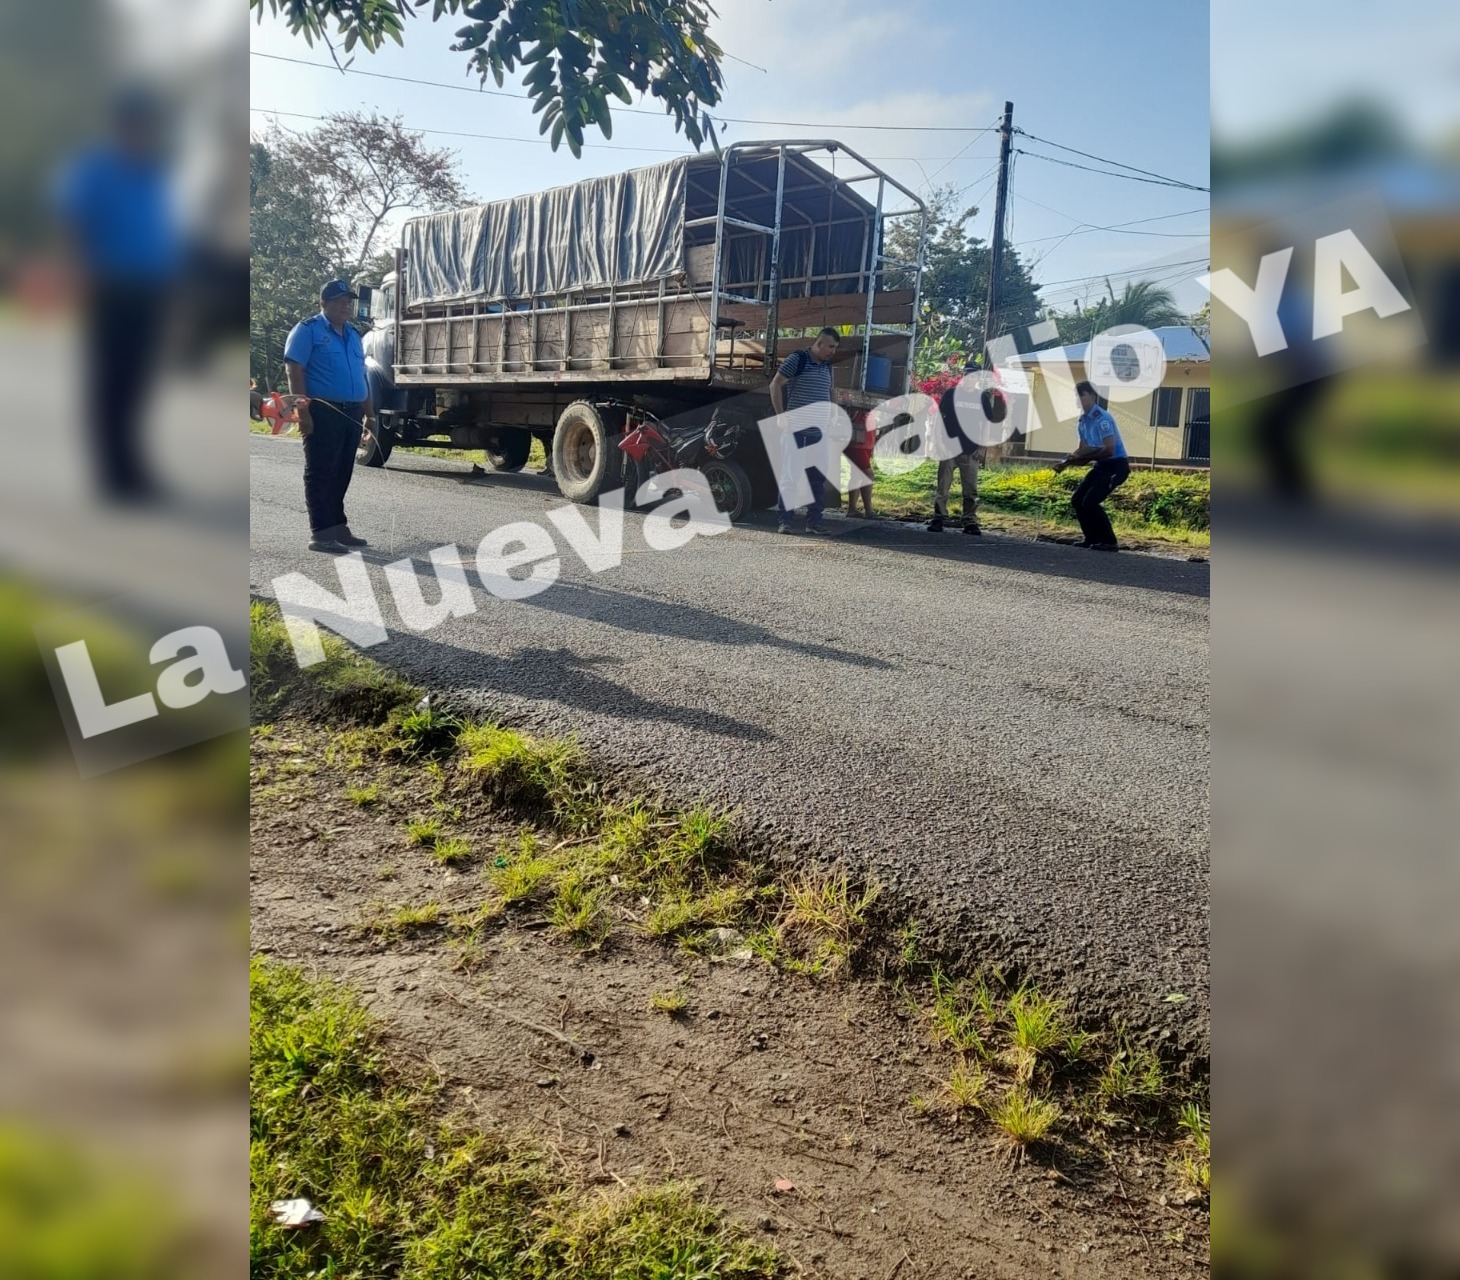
[980,100,1014,364]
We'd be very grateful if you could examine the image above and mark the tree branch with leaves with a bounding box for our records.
[251,0,727,156]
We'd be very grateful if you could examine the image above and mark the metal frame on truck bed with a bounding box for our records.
[362,140,927,511]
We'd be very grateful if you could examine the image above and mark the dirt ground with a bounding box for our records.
[250,724,1209,1279]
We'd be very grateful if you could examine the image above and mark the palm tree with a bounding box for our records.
[1098,279,1186,331]
[1048,278,1188,344]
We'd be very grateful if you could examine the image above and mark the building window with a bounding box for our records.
[1185,387,1210,462]
[1150,386,1182,427]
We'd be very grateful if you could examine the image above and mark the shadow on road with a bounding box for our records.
[375,451,1209,599]
[832,520,1211,598]
[364,627,775,745]
[385,457,558,497]
[512,579,892,671]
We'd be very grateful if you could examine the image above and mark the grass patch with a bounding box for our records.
[405,817,442,848]
[487,833,560,906]
[548,873,612,949]
[943,1061,987,1116]
[871,460,1209,544]
[1173,1102,1210,1196]
[643,886,750,939]
[1003,986,1073,1084]
[774,865,880,977]
[1097,1028,1166,1116]
[460,723,600,830]
[251,600,419,724]
[431,836,472,867]
[250,959,778,1278]
[345,783,379,807]
[911,968,1205,1167]
[927,971,990,1057]
[448,931,491,973]
[391,704,463,758]
[988,1087,1061,1159]
[362,901,444,940]
[649,987,690,1017]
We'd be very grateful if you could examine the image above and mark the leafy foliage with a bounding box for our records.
[251,0,727,156]
[250,134,344,390]
[886,183,1042,359]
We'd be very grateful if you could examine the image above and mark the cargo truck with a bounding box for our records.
[360,140,927,516]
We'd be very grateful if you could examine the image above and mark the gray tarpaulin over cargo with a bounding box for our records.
[404,159,690,306]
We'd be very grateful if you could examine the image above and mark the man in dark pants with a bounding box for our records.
[928,382,984,534]
[55,85,178,502]
[1054,381,1130,551]
[283,280,374,553]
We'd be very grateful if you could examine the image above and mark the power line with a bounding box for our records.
[1013,147,1210,192]
[1015,129,1207,192]
[1015,196,1209,244]
[1016,197,1208,270]
[250,106,996,165]
[723,51,768,74]
[249,51,1003,134]
[1038,264,1209,302]
[920,117,1007,189]
[944,163,1001,204]
[249,106,692,154]
[1033,256,1209,292]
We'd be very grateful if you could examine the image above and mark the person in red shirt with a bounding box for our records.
[843,409,876,517]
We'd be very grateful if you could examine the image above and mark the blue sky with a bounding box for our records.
[251,0,1211,314]
[1213,0,1460,146]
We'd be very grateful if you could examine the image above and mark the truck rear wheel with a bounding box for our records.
[485,427,532,472]
[552,401,614,503]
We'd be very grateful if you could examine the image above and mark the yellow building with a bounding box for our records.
[1005,325,1210,465]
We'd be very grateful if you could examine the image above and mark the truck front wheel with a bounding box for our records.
[552,401,614,503]
[357,418,395,467]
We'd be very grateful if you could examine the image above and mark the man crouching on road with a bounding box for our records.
[1053,380,1130,551]
[283,278,375,554]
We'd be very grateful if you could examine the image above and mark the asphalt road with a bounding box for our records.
[251,436,1209,1055]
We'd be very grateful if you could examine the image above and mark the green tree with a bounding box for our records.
[885,184,1042,367]
[284,111,471,275]
[250,0,726,156]
[250,134,344,390]
[1049,278,1186,344]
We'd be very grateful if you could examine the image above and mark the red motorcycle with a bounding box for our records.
[617,406,753,522]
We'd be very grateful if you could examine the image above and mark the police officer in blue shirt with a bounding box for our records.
[1053,380,1130,551]
[54,84,179,501]
[284,280,375,553]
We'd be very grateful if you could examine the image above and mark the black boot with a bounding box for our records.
[927,513,945,533]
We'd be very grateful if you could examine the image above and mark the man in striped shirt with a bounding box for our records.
[769,327,841,534]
